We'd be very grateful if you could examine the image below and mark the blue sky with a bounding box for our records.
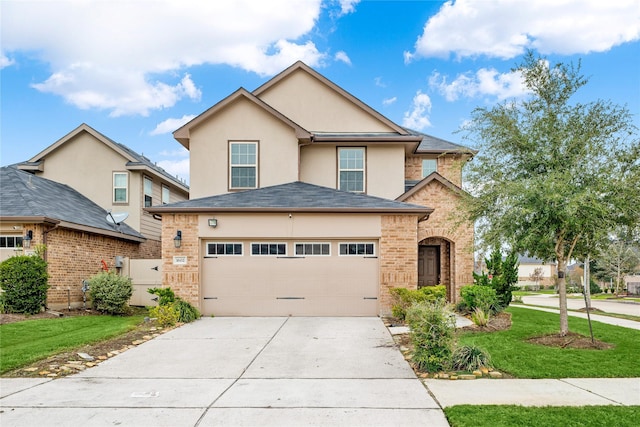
[2,0,639,184]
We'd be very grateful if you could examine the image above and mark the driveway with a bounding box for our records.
[0,317,448,426]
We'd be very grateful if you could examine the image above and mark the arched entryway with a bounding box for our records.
[418,237,455,301]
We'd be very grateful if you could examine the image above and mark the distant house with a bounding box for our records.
[517,255,557,288]
[624,275,640,294]
[16,123,189,258]
[0,166,147,309]
[148,61,476,316]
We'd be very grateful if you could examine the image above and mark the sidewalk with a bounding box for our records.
[422,377,640,408]
[512,303,640,330]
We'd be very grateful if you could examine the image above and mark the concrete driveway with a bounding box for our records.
[0,317,448,426]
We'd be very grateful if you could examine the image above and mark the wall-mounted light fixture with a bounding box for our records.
[23,230,33,249]
[173,230,182,248]
[208,218,218,228]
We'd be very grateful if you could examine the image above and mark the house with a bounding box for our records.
[517,255,557,289]
[16,123,189,258]
[0,166,147,309]
[147,61,475,316]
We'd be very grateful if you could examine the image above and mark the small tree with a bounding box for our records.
[474,248,519,307]
[595,238,640,295]
[529,267,545,289]
[0,255,49,314]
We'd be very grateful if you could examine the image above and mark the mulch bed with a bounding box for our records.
[527,332,614,350]
[459,311,512,332]
[0,308,101,325]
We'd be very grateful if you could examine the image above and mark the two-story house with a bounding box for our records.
[148,61,475,316]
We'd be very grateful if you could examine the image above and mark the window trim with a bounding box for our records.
[337,147,366,193]
[113,172,129,204]
[294,242,331,256]
[338,242,376,256]
[422,158,438,178]
[250,242,287,256]
[205,242,243,257]
[0,235,24,249]
[143,176,153,208]
[229,141,259,190]
[161,185,170,205]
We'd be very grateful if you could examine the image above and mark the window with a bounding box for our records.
[339,242,375,256]
[206,242,243,256]
[162,185,170,205]
[113,172,128,203]
[230,142,257,189]
[422,159,437,177]
[295,243,330,256]
[251,242,286,256]
[143,176,153,207]
[0,236,23,248]
[338,148,365,192]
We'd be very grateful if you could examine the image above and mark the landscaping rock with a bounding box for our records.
[458,374,477,380]
[77,352,94,361]
[489,371,503,378]
[132,340,145,346]
[473,370,483,377]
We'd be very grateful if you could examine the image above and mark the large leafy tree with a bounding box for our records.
[460,52,640,335]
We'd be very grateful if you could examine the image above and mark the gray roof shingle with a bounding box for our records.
[147,181,432,215]
[0,166,144,241]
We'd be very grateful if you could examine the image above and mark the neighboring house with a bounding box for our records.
[0,166,146,309]
[147,61,475,316]
[17,123,189,258]
[518,255,557,288]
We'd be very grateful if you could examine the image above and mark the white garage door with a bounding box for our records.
[201,241,379,316]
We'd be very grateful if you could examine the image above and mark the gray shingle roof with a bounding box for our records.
[404,129,476,154]
[0,166,144,241]
[147,181,432,215]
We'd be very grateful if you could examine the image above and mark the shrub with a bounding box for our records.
[451,345,492,372]
[390,285,446,321]
[0,255,49,314]
[471,307,490,326]
[147,287,176,306]
[89,272,133,315]
[590,281,602,295]
[173,298,201,323]
[459,285,499,314]
[406,300,456,372]
[149,304,179,327]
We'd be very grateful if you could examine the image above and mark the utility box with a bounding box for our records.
[115,256,124,268]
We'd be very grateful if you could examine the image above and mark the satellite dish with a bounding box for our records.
[107,211,129,225]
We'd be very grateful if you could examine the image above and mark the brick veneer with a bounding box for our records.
[18,223,149,309]
[405,155,467,187]
[379,214,419,315]
[161,214,200,308]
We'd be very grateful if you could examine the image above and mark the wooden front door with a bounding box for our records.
[418,246,440,288]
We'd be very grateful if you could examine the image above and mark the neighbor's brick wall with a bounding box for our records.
[379,215,418,316]
[404,181,474,303]
[404,155,467,187]
[161,214,200,308]
[138,238,161,259]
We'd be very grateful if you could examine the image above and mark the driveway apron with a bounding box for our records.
[0,317,447,426]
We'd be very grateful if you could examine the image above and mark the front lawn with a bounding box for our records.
[445,405,640,427]
[0,314,145,373]
[457,307,640,378]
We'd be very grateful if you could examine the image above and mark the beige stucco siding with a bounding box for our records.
[188,98,300,199]
[258,69,397,133]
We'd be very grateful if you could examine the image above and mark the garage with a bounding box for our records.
[201,240,379,316]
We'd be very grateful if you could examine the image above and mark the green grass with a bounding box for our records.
[0,314,144,373]
[445,405,640,427]
[457,307,640,378]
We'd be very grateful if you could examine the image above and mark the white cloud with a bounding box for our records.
[337,0,361,16]
[151,115,197,136]
[402,91,432,131]
[429,68,529,101]
[0,54,15,69]
[374,77,386,88]
[158,148,190,158]
[2,0,323,116]
[157,158,190,185]
[406,0,640,61]
[335,51,352,65]
[382,97,397,106]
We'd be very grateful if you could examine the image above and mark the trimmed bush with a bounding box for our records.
[89,272,133,315]
[406,300,456,372]
[451,345,492,372]
[147,286,201,323]
[459,285,499,313]
[149,304,179,327]
[0,255,49,314]
[390,285,446,321]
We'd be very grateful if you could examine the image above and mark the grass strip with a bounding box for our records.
[0,315,144,373]
[457,307,640,378]
[445,405,640,427]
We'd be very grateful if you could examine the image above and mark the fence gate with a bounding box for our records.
[127,259,162,306]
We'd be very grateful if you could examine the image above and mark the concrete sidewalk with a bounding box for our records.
[423,377,640,408]
[512,303,640,330]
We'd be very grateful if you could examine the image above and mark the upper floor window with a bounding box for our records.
[162,185,170,205]
[338,148,365,192]
[422,159,437,177]
[0,236,23,248]
[113,172,128,203]
[144,176,153,207]
[230,142,257,189]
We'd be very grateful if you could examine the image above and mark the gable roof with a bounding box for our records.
[18,123,189,193]
[147,181,433,218]
[0,166,145,242]
[173,88,312,148]
[406,129,477,155]
[397,172,464,202]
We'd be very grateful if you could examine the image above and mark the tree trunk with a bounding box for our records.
[557,257,569,336]
[584,255,591,309]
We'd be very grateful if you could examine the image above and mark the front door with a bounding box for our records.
[418,246,440,288]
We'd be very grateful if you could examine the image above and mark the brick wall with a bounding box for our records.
[161,214,200,308]
[404,154,467,187]
[379,215,418,316]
